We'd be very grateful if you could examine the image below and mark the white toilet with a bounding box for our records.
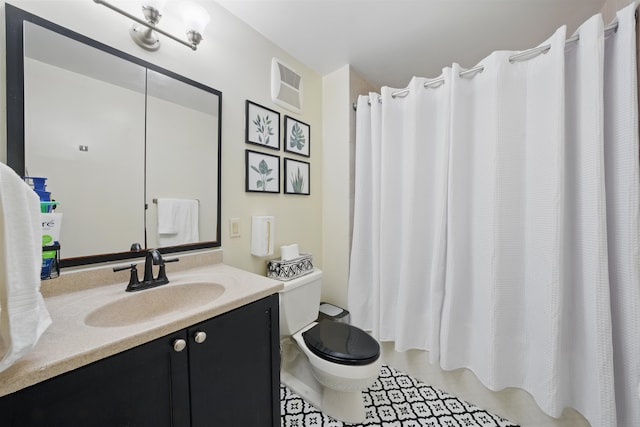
[279,269,382,423]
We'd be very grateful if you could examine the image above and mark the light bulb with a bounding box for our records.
[180,1,210,35]
[144,0,168,14]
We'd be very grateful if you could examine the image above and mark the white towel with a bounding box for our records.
[157,198,199,246]
[0,163,52,373]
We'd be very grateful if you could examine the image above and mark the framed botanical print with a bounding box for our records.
[246,150,280,193]
[284,158,310,195]
[246,100,280,150]
[284,116,310,157]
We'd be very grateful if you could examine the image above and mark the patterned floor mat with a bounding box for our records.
[281,365,520,426]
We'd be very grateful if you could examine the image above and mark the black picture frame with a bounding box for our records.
[245,100,280,150]
[284,158,310,195]
[284,116,310,157]
[246,150,280,193]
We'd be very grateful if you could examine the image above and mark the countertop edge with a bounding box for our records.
[0,262,284,397]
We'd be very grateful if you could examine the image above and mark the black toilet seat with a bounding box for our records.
[302,320,380,366]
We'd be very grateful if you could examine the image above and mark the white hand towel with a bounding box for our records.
[157,198,199,246]
[0,163,52,373]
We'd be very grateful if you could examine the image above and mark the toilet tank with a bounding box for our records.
[278,269,322,335]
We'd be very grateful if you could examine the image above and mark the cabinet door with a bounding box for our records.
[0,330,191,427]
[189,294,280,427]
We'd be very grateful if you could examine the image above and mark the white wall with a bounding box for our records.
[321,65,377,308]
[1,0,324,276]
[321,65,350,306]
[600,0,635,22]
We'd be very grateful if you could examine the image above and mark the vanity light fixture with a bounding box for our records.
[93,0,210,51]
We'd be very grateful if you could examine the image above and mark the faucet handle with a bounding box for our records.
[156,258,179,283]
[113,264,141,291]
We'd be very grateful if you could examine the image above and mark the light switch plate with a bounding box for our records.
[229,218,240,238]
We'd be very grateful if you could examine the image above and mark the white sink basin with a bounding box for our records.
[84,282,225,327]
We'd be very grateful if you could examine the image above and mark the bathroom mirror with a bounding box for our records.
[6,4,222,267]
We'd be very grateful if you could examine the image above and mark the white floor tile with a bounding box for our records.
[380,342,591,427]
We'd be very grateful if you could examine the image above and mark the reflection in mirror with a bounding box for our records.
[6,5,222,267]
[145,70,220,248]
[24,21,147,259]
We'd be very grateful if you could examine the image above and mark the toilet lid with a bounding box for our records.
[302,321,380,366]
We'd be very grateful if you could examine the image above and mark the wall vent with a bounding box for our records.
[271,58,303,114]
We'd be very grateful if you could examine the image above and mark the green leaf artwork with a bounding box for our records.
[250,159,274,191]
[290,167,304,193]
[289,122,306,150]
[253,114,274,145]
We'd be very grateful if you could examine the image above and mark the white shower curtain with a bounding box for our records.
[603,5,640,426]
[349,73,451,357]
[443,22,572,412]
[348,4,639,427]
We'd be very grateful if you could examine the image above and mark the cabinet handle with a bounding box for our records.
[173,339,187,352]
[194,331,207,344]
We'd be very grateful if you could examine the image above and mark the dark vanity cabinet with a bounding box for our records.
[0,295,280,427]
[188,295,280,426]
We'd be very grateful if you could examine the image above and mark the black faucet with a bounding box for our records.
[113,248,179,292]
[142,249,167,286]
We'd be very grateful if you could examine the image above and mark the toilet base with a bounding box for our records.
[322,387,366,424]
[282,370,322,405]
[281,338,368,424]
[281,340,323,411]
[282,369,368,424]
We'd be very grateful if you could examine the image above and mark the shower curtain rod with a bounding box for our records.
[353,21,619,110]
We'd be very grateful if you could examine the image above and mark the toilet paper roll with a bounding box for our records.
[280,244,300,261]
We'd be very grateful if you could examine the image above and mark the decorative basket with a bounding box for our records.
[267,253,313,281]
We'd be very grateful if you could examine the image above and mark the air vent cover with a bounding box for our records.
[271,58,303,114]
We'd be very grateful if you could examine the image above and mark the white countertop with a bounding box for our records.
[0,256,283,397]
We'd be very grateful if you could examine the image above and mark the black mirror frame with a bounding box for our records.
[5,3,222,267]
